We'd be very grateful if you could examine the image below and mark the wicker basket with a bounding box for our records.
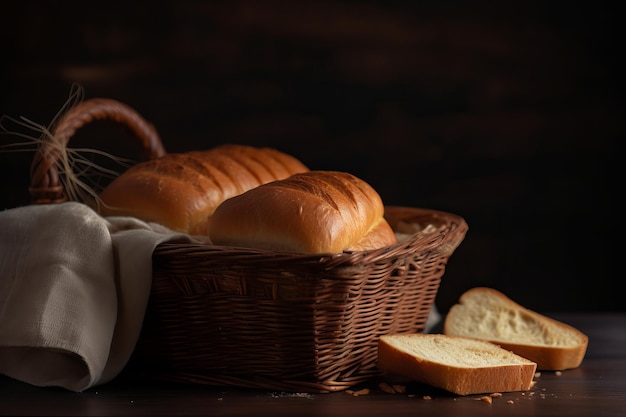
[29,98,468,393]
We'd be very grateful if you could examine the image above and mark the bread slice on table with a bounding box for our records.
[443,287,588,371]
[377,333,537,396]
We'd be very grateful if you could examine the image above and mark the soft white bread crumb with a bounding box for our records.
[443,287,588,370]
[377,333,537,396]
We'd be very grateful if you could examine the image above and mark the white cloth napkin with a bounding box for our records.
[0,201,194,392]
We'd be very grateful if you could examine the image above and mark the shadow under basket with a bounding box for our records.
[127,206,468,393]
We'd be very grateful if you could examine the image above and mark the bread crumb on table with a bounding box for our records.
[392,384,406,393]
[377,382,407,394]
[378,382,396,394]
[479,396,493,404]
[349,388,370,396]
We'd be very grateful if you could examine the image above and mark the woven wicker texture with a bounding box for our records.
[30,98,468,393]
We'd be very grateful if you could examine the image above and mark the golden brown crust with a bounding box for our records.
[377,334,537,396]
[491,341,587,372]
[98,144,308,234]
[347,218,397,252]
[208,170,398,253]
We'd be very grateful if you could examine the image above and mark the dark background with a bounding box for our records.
[0,1,622,313]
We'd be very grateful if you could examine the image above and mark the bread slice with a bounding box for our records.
[377,333,537,396]
[443,287,588,371]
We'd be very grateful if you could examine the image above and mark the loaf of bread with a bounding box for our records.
[208,170,398,253]
[98,144,308,235]
[377,333,537,396]
[443,287,589,371]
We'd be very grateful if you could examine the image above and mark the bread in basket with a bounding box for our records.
[29,97,468,393]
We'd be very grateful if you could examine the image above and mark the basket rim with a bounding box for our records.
[153,205,468,262]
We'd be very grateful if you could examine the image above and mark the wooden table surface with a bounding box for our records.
[1,312,625,417]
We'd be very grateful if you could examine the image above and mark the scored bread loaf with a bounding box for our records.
[443,287,589,371]
[208,170,398,253]
[377,333,537,396]
[98,144,308,235]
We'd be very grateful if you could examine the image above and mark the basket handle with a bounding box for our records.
[29,98,167,204]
